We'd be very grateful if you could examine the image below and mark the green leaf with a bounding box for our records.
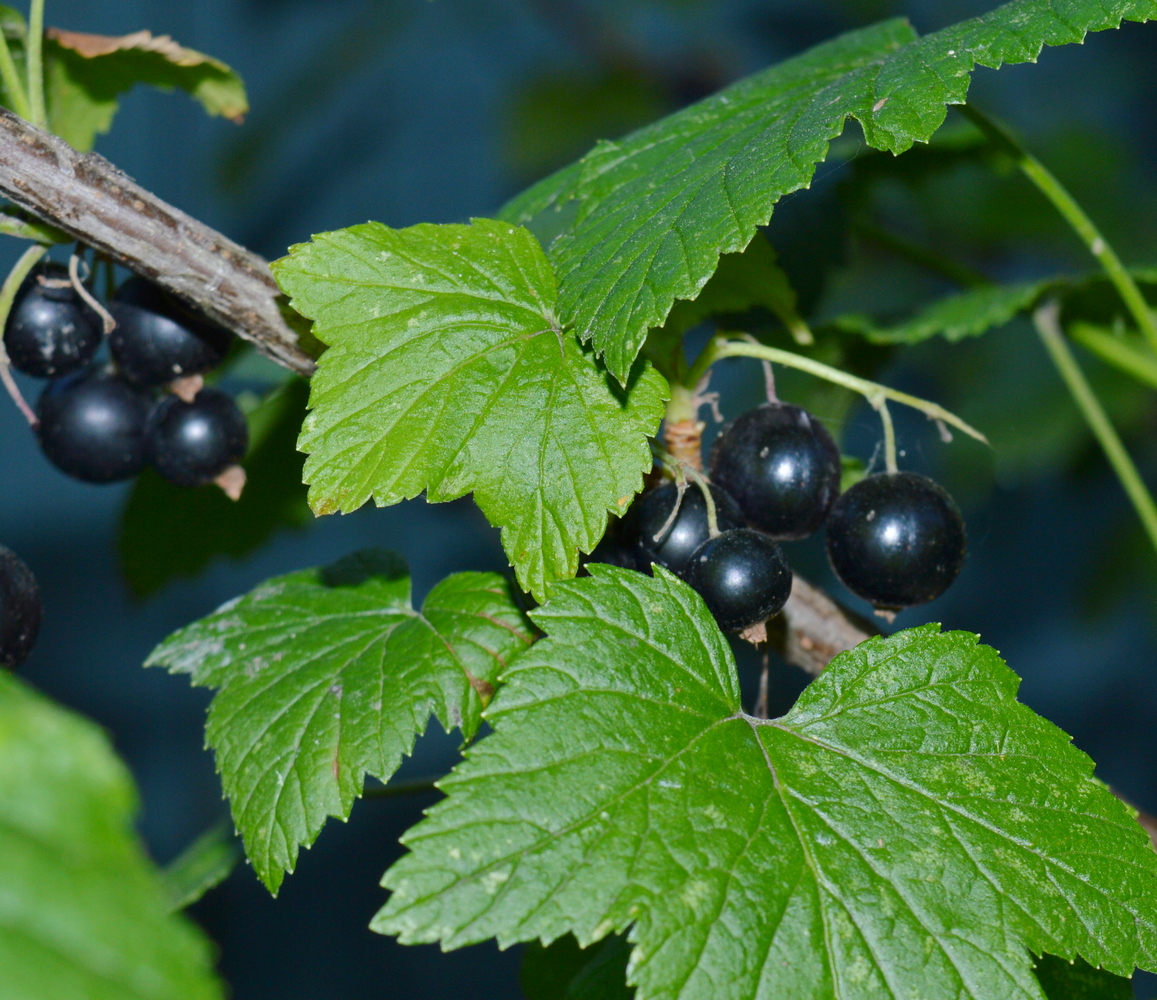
[119,379,311,598]
[0,672,223,999]
[272,218,667,600]
[146,551,534,893]
[44,27,248,152]
[376,566,1157,1000]
[160,820,242,913]
[1032,954,1133,1000]
[832,279,1055,344]
[500,1,1157,382]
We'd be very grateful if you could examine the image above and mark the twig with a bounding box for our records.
[26,0,45,128]
[870,395,898,474]
[0,110,315,375]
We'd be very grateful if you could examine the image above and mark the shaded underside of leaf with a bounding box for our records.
[0,672,222,1000]
[376,567,1157,1000]
[146,550,532,893]
[271,218,667,599]
[499,0,1157,382]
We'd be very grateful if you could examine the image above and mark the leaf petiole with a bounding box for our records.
[25,0,44,127]
[961,103,1157,355]
[687,336,988,446]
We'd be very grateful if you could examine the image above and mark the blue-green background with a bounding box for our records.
[5,1,1157,996]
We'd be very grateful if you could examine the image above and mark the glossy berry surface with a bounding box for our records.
[37,367,152,483]
[636,481,744,576]
[109,276,232,386]
[826,471,966,611]
[709,402,841,540]
[685,529,793,632]
[0,546,41,668]
[583,509,643,573]
[4,262,101,378]
[146,387,249,487]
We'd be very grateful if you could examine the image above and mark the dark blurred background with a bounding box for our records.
[5,0,1157,996]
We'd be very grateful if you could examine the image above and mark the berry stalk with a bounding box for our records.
[1033,300,1157,558]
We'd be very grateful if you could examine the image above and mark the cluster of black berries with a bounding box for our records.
[598,402,967,634]
[4,263,248,487]
[0,545,40,669]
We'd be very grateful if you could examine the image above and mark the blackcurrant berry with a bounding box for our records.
[108,277,232,386]
[583,509,644,573]
[825,471,966,611]
[0,546,41,668]
[709,402,841,540]
[3,262,101,378]
[685,529,793,632]
[636,481,744,576]
[37,366,152,483]
[145,387,249,487]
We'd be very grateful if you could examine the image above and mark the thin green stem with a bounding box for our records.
[684,464,719,537]
[0,206,66,243]
[688,336,988,445]
[961,103,1157,354]
[0,20,30,120]
[871,396,898,474]
[0,242,46,425]
[25,0,43,128]
[1033,301,1157,557]
[1068,322,1157,392]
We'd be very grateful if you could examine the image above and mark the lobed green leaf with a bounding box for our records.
[146,550,533,893]
[0,672,223,999]
[272,218,667,599]
[499,0,1157,383]
[377,566,1157,1000]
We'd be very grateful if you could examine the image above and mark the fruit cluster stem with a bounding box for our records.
[0,242,46,427]
[1034,301,1157,558]
[690,337,987,445]
[962,103,1157,356]
[663,383,704,470]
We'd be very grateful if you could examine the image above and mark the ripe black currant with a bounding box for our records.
[583,508,644,573]
[709,402,841,540]
[0,546,41,668]
[146,387,249,487]
[3,262,102,378]
[825,471,966,611]
[636,481,744,576]
[685,529,793,632]
[108,277,232,386]
[37,366,152,483]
